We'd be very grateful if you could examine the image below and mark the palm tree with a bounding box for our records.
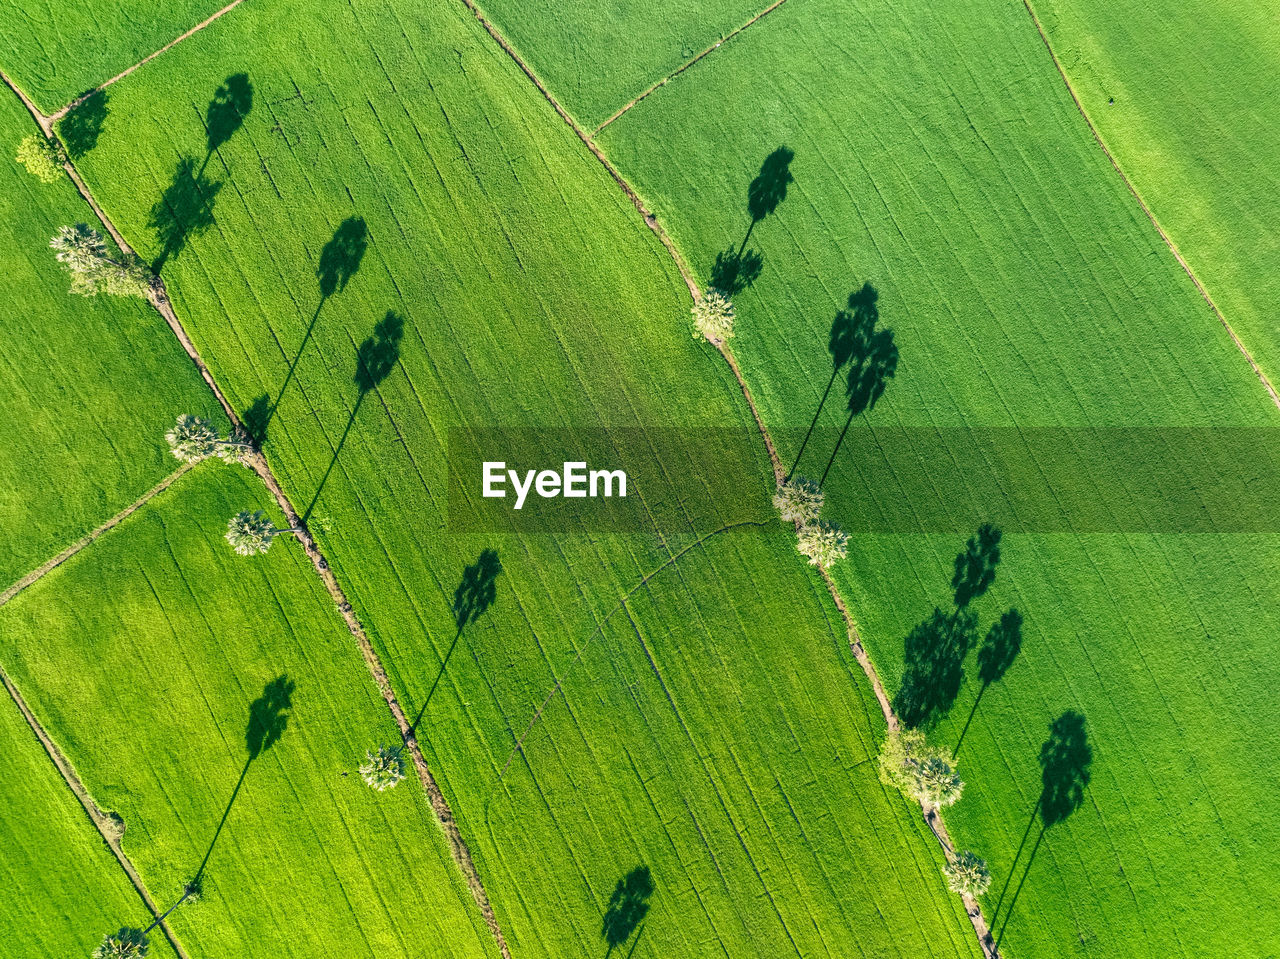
[795,520,848,568]
[92,929,148,959]
[786,283,878,481]
[224,510,301,555]
[692,289,735,343]
[773,477,823,525]
[50,224,151,298]
[360,745,406,791]
[166,415,255,464]
[942,850,991,898]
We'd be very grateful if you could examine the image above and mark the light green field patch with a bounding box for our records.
[0,0,229,113]
[0,463,499,959]
[0,685,178,959]
[0,87,222,587]
[1034,0,1280,384]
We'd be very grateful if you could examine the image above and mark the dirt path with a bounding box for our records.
[3,68,513,959]
[48,0,250,121]
[455,6,999,956]
[1,462,194,608]
[593,0,794,135]
[1021,0,1280,412]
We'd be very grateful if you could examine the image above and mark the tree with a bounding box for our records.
[92,929,148,959]
[878,727,965,808]
[16,133,64,183]
[773,477,823,525]
[50,223,151,298]
[942,850,991,898]
[165,415,254,465]
[795,520,847,568]
[692,289,735,343]
[359,745,406,791]
[225,510,299,555]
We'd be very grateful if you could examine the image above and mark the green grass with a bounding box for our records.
[592,0,1280,955]
[62,0,986,954]
[0,685,178,959]
[470,0,767,128]
[0,0,227,112]
[0,87,221,587]
[1033,0,1280,383]
[0,463,499,959]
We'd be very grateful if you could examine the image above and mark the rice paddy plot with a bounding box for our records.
[597,0,1280,954]
[0,86,221,588]
[64,0,984,953]
[1034,0,1280,385]
[0,683,179,959]
[0,0,229,113]
[0,462,499,959]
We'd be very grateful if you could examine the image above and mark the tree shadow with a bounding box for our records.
[203,73,253,172]
[265,217,370,437]
[301,310,403,522]
[954,608,1023,757]
[148,156,222,273]
[407,549,503,737]
[993,710,1091,947]
[191,675,295,886]
[953,522,1002,608]
[708,246,763,296]
[892,606,977,729]
[59,89,108,158]
[602,866,654,957]
[241,393,271,446]
[789,282,878,480]
[740,146,794,254]
[819,286,898,485]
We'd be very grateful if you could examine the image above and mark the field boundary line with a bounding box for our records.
[1021,0,1280,411]
[0,462,195,608]
[2,70,513,959]
[48,0,251,121]
[593,0,795,135]
[455,7,1000,956]
[0,668,192,959]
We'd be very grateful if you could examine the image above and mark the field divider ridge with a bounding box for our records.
[592,0,797,135]
[1,68,514,959]
[48,0,252,121]
[0,461,196,608]
[1021,0,1280,411]
[452,5,1001,955]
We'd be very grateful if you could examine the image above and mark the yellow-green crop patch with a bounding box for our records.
[0,463,498,959]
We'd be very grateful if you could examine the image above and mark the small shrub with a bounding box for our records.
[795,520,848,567]
[692,289,735,342]
[360,745,406,791]
[16,133,64,183]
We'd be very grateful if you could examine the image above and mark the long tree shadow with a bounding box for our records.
[407,549,503,738]
[993,710,1091,948]
[708,246,763,296]
[602,866,654,957]
[59,89,108,158]
[301,310,402,522]
[266,217,369,434]
[818,289,898,485]
[148,156,223,273]
[201,73,253,175]
[788,282,877,480]
[892,605,977,729]
[740,146,794,255]
[954,608,1023,758]
[953,522,1002,608]
[138,674,295,933]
